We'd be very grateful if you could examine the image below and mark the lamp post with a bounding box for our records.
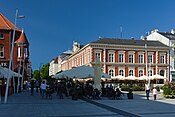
[17,59,22,93]
[4,9,25,104]
[21,57,25,91]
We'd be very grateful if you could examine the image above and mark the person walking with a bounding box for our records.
[30,80,35,95]
[35,80,39,93]
[145,81,150,100]
[40,81,47,99]
[153,86,157,100]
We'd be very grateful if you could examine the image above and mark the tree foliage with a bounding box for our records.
[33,70,40,79]
[32,63,49,79]
[40,63,49,79]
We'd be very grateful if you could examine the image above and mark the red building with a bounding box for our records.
[0,13,31,85]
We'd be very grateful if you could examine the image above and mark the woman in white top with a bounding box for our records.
[153,86,157,100]
[145,81,150,100]
[40,81,47,98]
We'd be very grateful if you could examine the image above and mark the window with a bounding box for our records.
[148,55,153,63]
[18,47,22,58]
[138,55,143,63]
[148,70,153,76]
[119,54,124,62]
[160,70,164,77]
[0,33,4,39]
[109,69,114,77]
[129,70,134,76]
[0,45,4,58]
[24,48,28,57]
[119,70,124,76]
[109,53,114,62]
[160,55,165,64]
[95,52,101,61]
[129,54,134,63]
[139,70,143,77]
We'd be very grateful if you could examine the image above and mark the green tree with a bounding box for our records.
[40,63,49,79]
[33,70,40,79]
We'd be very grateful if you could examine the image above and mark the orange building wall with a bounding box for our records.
[135,51,138,63]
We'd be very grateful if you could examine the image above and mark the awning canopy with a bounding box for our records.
[53,65,111,79]
[0,66,22,78]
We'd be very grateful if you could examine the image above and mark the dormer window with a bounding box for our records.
[0,33,4,39]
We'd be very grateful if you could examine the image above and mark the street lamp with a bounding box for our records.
[21,54,27,91]
[4,9,25,104]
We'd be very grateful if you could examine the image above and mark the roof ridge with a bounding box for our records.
[0,13,21,31]
[0,13,12,29]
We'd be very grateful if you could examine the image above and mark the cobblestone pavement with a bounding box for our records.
[0,90,175,117]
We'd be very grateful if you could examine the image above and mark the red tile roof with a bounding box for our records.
[0,13,21,31]
[15,31,29,44]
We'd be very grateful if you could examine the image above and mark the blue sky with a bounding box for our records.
[0,0,175,70]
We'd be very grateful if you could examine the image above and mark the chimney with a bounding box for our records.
[140,35,144,40]
[171,29,175,34]
[151,28,159,34]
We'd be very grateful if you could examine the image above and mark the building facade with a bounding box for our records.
[49,57,58,76]
[146,29,175,81]
[57,38,169,82]
[0,13,31,82]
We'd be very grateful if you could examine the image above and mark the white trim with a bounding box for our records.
[0,45,4,58]
[108,68,115,77]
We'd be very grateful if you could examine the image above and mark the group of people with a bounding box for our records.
[26,80,53,99]
[145,81,157,100]
[26,79,158,101]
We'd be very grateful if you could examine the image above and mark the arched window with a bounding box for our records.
[139,70,143,77]
[160,70,164,76]
[119,70,124,76]
[129,70,134,76]
[148,70,153,76]
[109,69,114,77]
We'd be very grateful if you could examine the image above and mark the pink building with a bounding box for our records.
[59,38,169,82]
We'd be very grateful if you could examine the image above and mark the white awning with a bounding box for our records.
[53,65,111,79]
[0,66,22,78]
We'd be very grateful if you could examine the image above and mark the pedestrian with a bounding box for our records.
[30,80,35,95]
[27,80,30,91]
[40,80,47,99]
[145,80,150,100]
[153,86,157,100]
[36,80,39,93]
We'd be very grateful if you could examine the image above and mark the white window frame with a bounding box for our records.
[94,49,102,62]
[148,69,153,76]
[24,48,28,58]
[119,51,125,63]
[128,51,135,63]
[138,54,144,63]
[108,50,115,63]
[118,67,125,76]
[18,47,22,58]
[108,53,114,62]
[129,70,134,76]
[119,69,124,76]
[109,69,114,77]
[148,54,153,64]
[160,53,165,64]
[0,45,4,58]
[138,70,143,77]
[129,54,134,63]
